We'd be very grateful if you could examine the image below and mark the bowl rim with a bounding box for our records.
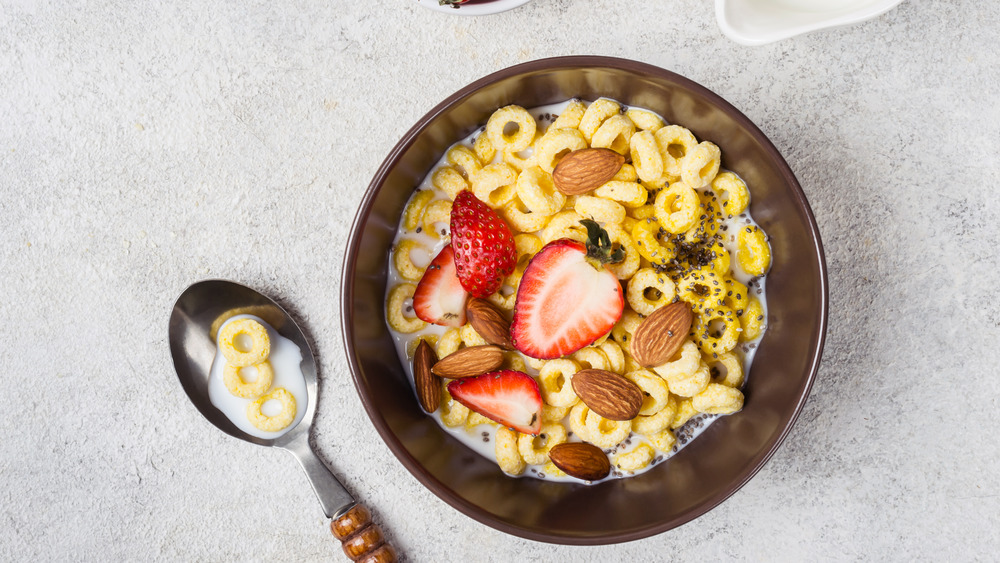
[341,55,828,544]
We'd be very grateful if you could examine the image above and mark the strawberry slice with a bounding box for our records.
[412,244,469,327]
[511,219,625,359]
[447,370,542,435]
[450,190,516,299]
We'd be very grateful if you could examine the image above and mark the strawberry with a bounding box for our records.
[447,370,542,435]
[450,190,516,299]
[438,0,469,4]
[412,244,469,327]
[511,219,625,359]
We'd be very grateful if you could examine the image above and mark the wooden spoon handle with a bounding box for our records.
[330,503,397,562]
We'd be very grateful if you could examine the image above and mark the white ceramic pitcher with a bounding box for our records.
[715,0,905,46]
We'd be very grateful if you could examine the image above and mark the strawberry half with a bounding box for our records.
[412,244,469,327]
[450,190,516,299]
[447,370,542,435]
[511,219,625,359]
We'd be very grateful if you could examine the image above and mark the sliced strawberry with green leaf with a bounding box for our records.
[447,370,542,435]
[450,190,516,299]
[511,219,625,359]
[412,244,468,327]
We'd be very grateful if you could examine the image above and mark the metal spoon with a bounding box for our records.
[168,279,396,562]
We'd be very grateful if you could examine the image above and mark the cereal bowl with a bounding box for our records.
[341,56,827,544]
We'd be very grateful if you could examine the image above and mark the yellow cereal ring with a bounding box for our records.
[652,340,701,382]
[513,234,543,275]
[707,351,744,388]
[665,360,711,397]
[466,411,498,430]
[572,347,610,371]
[502,147,536,172]
[697,190,724,240]
[681,142,721,189]
[585,411,631,448]
[421,199,453,239]
[538,359,581,407]
[724,276,750,314]
[219,318,271,367]
[712,171,750,218]
[405,334,439,358]
[591,331,611,347]
[591,114,636,155]
[579,98,622,143]
[707,241,732,277]
[518,423,568,465]
[670,398,698,429]
[568,402,592,442]
[551,100,587,130]
[502,352,527,373]
[224,361,274,399]
[647,428,676,451]
[605,224,640,280]
[432,167,469,201]
[625,108,664,132]
[625,369,671,416]
[542,404,572,423]
[435,328,462,358]
[471,162,518,209]
[403,190,434,231]
[613,163,639,183]
[737,225,772,276]
[740,296,766,341]
[631,394,677,435]
[516,165,565,215]
[526,357,547,372]
[246,387,296,432]
[460,323,488,347]
[440,383,470,427]
[486,105,537,153]
[628,204,656,220]
[676,269,725,312]
[623,354,644,374]
[611,308,643,347]
[393,239,428,281]
[599,340,626,374]
[540,210,588,244]
[474,133,496,164]
[654,182,700,234]
[574,195,626,224]
[495,427,526,475]
[447,145,482,179]
[615,443,655,472]
[502,196,550,234]
[693,383,744,415]
[386,283,426,333]
[594,180,647,208]
[630,130,664,183]
[543,461,567,478]
[631,218,675,266]
[533,128,587,173]
[654,125,698,178]
[487,272,521,311]
[693,306,740,355]
[626,268,677,316]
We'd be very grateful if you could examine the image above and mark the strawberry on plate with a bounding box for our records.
[413,244,469,327]
[450,190,516,299]
[511,219,625,359]
[447,370,542,435]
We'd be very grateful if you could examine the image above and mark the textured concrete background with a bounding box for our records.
[2,0,998,560]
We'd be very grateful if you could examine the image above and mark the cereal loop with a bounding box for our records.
[665,360,711,398]
[571,347,609,371]
[625,108,664,132]
[585,411,631,448]
[613,163,639,183]
[652,340,701,382]
[403,190,434,231]
[432,167,469,201]
[574,195,626,225]
[604,224,640,280]
[676,269,724,312]
[593,181,647,208]
[740,297,766,341]
[568,402,592,442]
[474,134,496,164]
[486,105,537,153]
[460,323,488,347]
[630,130,664,183]
[737,225,771,276]
[671,398,698,429]
[246,387,296,432]
[219,318,271,367]
[681,141,721,189]
[708,351,744,388]
[421,199,452,239]
[610,309,643,347]
[615,443,655,472]
[631,218,675,266]
[551,100,586,129]
[543,404,572,423]
[724,276,749,313]
[538,359,581,407]
[224,361,274,399]
[435,328,462,358]
[654,125,698,178]
[513,234,543,275]
[712,171,750,217]
[386,283,426,333]
[626,268,677,315]
[502,147,535,172]
[471,163,518,209]
[692,383,744,415]
[591,114,636,155]
[599,340,626,374]
[533,128,587,173]
[541,211,588,245]
[578,98,622,142]
[518,423,568,465]
[624,369,671,416]
[495,427,526,475]
[648,428,677,451]
[447,145,482,179]
[393,239,427,281]
[631,394,677,435]
[516,165,565,215]
[440,383,470,427]
[502,196,551,234]
[654,182,700,234]
[693,306,740,355]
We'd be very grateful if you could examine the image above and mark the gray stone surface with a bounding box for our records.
[1,0,998,560]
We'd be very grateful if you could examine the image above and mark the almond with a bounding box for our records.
[570,369,643,421]
[465,298,514,350]
[431,345,504,379]
[630,301,694,368]
[413,340,440,413]
[552,148,625,195]
[549,442,611,481]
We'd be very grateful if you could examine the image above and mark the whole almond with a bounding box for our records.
[630,301,694,368]
[413,340,440,413]
[465,298,514,350]
[552,148,625,195]
[549,442,611,481]
[571,369,643,421]
[431,345,504,379]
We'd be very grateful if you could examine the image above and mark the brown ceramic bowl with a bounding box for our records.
[341,56,827,544]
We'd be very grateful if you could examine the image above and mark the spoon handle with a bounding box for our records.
[330,503,398,562]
